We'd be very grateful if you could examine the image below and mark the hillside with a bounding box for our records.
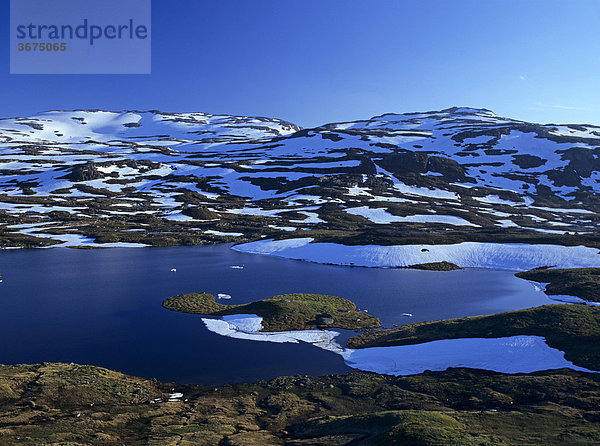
[1,363,600,445]
[1,107,599,249]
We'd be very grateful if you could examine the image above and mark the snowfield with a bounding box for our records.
[1,107,600,248]
[202,314,593,375]
[345,206,478,226]
[342,336,593,375]
[233,238,600,270]
[202,315,345,354]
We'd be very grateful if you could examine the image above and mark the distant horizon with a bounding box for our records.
[2,105,600,130]
[2,0,600,128]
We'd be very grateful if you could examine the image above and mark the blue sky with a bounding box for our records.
[2,0,600,127]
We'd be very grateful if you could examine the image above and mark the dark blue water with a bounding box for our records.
[0,245,555,384]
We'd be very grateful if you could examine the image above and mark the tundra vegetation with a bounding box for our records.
[162,292,381,331]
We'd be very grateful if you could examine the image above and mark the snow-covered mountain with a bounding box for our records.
[0,110,300,145]
[0,107,598,248]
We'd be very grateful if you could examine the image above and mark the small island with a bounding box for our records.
[515,267,600,303]
[162,292,381,331]
[408,261,461,271]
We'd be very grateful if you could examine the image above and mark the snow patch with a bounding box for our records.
[233,239,600,270]
[342,336,593,375]
[205,230,244,237]
[202,315,593,375]
[202,314,345,353]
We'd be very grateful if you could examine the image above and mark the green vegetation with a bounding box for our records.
[347,304,600,370]
[162,292,381,331]
[1,364,599,445]
[516,267,600,302]
[409,261,461,271]
[162,292,229,314]
[292,411,483,445]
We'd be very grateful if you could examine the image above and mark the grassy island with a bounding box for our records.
[408,261,462,271]
[162,292,381,331]
[347,304,600,371]
[515,267,600,303]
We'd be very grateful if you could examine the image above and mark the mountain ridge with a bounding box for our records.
[0,107,598,249]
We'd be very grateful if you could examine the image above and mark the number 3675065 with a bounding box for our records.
[18,43,67,51]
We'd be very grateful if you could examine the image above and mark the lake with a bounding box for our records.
[0,244,555,385]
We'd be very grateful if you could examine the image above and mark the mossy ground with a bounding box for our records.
[0,364,599,445]
[516,267,600,302]
[347,304,600,370]
[408,261,461,271]
[162,292,381,331]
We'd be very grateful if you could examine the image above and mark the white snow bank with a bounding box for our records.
[202,314,345,353]
[346,206,477,226]
[205,230,244,237]
[546,294,600,307]
[528,280,600,306]
[18,231,147,248]
[474,195,532,206]
[268,225,297,232]
[202,315,593,375]
[232,238,600,270]
[342,336,592,375]
[393,181,459,200]
[168,392,183,402]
